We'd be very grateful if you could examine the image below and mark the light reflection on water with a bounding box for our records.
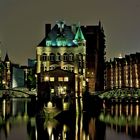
[0,98,140,140]
[100,103,140,140]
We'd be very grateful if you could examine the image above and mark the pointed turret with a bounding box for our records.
[4,53,10,62]
[99,20,101,28]
[74,26,85,43]
[73,26,86,46]
[3,52,11,88]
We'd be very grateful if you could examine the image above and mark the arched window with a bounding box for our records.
[56,53,61,61]
[50,65,55,70]
[50,53,55,61]
[78,53,83,68]
[63,66,68,70]
[69,53,74,61]
[78,53,83,61]
[63,53,68,62]
[42,53,47,61]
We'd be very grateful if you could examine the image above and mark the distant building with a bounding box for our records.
[36,20,106,96]
[81,22,106,92]
[104,52,140,90]
[0,53,29,89]
[12,66,25,88]
[3,53,11,88]
[28,58,36,68]
[0,60,6,88]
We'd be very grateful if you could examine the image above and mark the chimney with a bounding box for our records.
[45,24,51,37]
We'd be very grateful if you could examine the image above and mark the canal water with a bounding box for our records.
[0,98,140,140]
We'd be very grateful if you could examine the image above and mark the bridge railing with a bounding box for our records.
[0,88,37,98]
[96,88,140,100]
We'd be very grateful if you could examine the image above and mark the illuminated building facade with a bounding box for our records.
[36,20,106,96]
[36,21,86,97]
[38,68,75,98]
[104,53,140,90]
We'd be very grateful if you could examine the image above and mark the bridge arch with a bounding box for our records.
[0,88,37,98]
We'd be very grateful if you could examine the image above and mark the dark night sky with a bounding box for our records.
[0,0,140,65]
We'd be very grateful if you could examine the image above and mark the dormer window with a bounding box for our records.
[46,40,51,46]
[56,35,67,46]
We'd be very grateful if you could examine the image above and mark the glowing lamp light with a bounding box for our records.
[47,101,53,108]
[44,76,49,81]
[118,53,123,59]
[2,80,6,84]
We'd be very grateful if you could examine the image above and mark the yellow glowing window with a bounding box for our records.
[51,89,54,93]
[50,77,54,81]
[58,77,63,81]
[64,77,69,82]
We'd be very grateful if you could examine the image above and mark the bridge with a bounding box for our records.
[1,87,140,101]
[95,88,140,102]
[0,88,37,98]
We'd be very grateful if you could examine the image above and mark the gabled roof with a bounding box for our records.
[37,21,78,47]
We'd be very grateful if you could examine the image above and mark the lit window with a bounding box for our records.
[51,89,54,93]
[58,77,63,81]
[64,77,69,82]
[50,77,54,81]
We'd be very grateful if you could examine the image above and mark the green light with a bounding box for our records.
[74,27,85,42]
[46,40,52,46]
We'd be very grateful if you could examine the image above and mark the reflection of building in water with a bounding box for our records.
[34,111,106,140]
[0,99,29,119]
[0,99,106,140]
[0,99,31,139]
[99,104,140,138]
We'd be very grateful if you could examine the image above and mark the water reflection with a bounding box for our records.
[100,103,140,139]
[0,98,140,140]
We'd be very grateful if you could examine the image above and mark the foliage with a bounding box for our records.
[27,69,36,91]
